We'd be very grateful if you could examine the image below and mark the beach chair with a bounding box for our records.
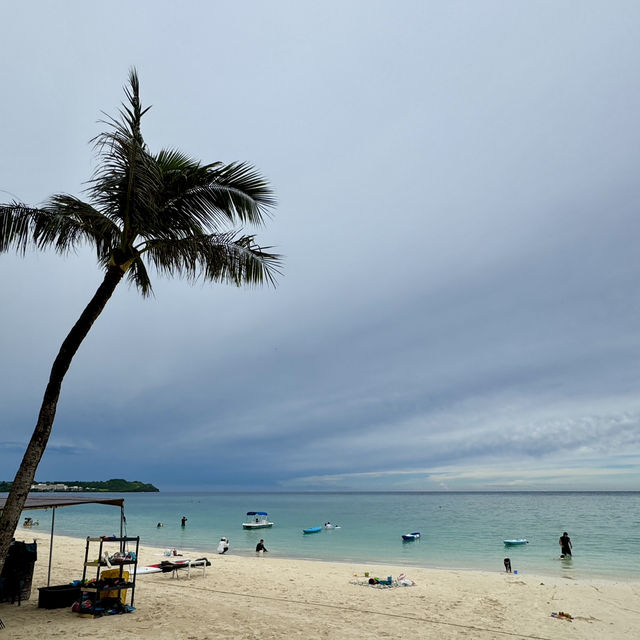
[188,558,209,578]
[160,558,209,579]
[159,560,191,579]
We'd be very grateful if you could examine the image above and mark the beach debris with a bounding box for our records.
[551,611,573,621]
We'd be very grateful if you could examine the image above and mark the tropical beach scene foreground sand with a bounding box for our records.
[3,531,638,639]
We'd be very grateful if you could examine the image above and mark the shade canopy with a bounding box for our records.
[0,495,124,512]
[1,493,126,587]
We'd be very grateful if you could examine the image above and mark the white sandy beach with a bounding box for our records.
[2,531,638,639]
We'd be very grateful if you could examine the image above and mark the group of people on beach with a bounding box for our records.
[212,536,268,554]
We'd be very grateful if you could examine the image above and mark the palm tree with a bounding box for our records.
[0,69,280,571]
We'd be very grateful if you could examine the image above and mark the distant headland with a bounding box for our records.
[0,478,159,493]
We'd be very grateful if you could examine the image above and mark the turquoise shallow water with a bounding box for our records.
[15,491,640,580]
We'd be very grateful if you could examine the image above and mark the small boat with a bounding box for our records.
[323,523,340,529]
[503,539,528,545]
[402,532,421,541]
[242,511,274,529]
[303,526,322,534]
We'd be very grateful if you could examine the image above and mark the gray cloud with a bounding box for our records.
[2,1,640,490]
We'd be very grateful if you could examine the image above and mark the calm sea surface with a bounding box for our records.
[15,491,640,580]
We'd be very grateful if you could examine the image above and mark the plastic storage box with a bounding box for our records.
[38,585,81,609]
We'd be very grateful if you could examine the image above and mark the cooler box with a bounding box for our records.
[38,584,82,609]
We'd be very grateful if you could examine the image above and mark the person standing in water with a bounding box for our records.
[181,516,188,527]
[559,531,572,557]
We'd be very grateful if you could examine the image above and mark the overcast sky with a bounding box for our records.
[2,1,639,491]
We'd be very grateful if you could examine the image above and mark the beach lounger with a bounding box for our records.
[188,558,209,578]
[160,558,209,579]
[160,560,190,579]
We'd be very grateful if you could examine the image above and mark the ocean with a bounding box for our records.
[16,491,640,580]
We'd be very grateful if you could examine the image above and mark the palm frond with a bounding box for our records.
[87,69,157,244]
[212,161,277,223]
[155,148,222,173]
[141,232,282,287]
[135,156,275,239]
[42,196,121,258]
[189,161,276,228]
[1,203,36,253]
[1,200,118,257]
[125,255,153,297]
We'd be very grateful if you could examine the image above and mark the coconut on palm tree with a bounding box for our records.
[0,69,280,571]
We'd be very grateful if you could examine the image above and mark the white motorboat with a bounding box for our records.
[242,511,274,529]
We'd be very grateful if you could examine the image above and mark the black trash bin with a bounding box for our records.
[0,540,37,604]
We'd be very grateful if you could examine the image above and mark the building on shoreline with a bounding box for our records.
[30,483,84,492]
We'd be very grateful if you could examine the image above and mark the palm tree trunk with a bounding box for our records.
[0,266,126,572]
